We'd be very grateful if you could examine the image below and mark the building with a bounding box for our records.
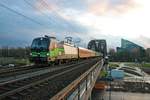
[146,48,150,57]
[117,39,145,52]
[121,39,144,50]
[116,47,123,52]
[116,39,145,61]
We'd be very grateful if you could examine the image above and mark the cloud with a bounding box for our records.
[0,0,148,49]
[35,0,58,12]
[87,0,138,15]
[0,0,89,47]
[134,36,150,49]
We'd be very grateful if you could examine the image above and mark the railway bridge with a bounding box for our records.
[51,59,104,100]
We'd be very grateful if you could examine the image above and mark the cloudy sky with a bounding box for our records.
[0,0,150,48]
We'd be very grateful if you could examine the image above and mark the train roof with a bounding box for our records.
[33,36,56,40]
[79,47,95,52]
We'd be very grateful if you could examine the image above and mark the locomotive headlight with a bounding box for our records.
[30,53,32,56]
[47,53,49,56]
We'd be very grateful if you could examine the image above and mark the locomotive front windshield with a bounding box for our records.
[31,38,50,51]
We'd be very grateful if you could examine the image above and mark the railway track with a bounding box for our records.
[0,58,99,100]
[0,61,84,85]
[0,61,80,78]
[0,65,36,78]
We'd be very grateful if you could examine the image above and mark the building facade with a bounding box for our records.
[121,39,144,50]
[116,39,145,62]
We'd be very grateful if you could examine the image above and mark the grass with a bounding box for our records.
[124,63,139,67]
[0,57,30,66]
[109,62,150,68]
[124,63,150,68]
[124,74,132,77]
[141,63,150,68]
[109,62,120,69]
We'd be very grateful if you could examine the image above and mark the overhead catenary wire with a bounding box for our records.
[0,2,43,26]
[24,0,73,34]
[25,0,65,27]
[1,0,79,36]
[23,0,54,24]
[36,0,76,32]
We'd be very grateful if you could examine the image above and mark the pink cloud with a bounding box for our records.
[34,0,72,21]
[88,0,138,15]
[35,0,58,12]
[135,36,150,48]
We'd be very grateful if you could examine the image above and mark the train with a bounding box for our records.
[30,35,106,64]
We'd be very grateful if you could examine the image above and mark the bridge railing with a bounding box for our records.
[51,59,104,100]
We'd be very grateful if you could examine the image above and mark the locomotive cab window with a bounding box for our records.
[31,38,50,51]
